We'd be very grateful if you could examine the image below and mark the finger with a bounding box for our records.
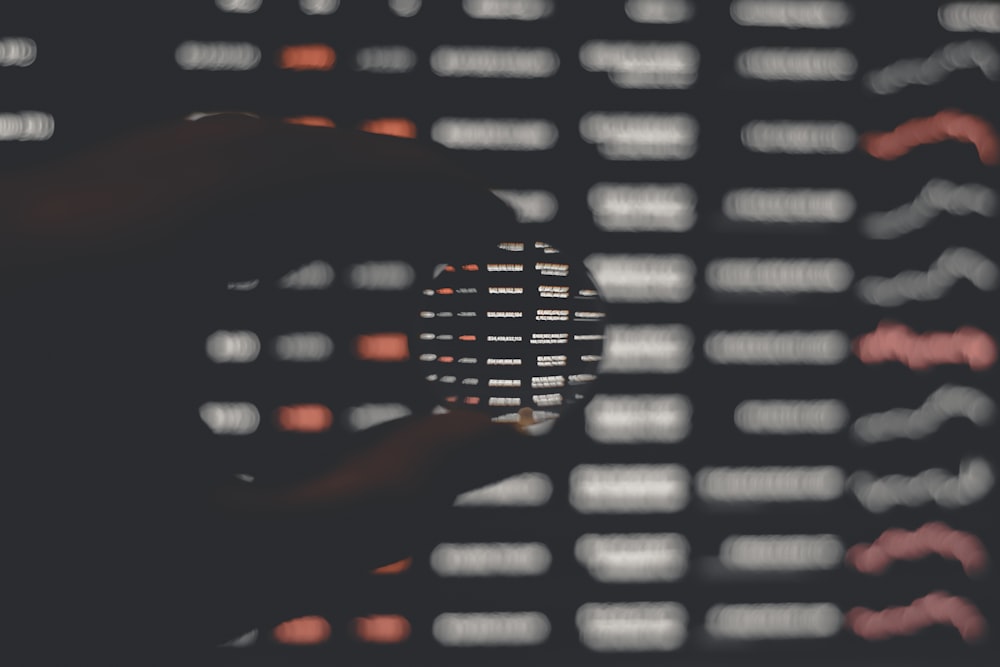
[0,116,493,271]
[215,410,527,516]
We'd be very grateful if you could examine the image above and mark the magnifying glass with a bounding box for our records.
[186,172,608,488]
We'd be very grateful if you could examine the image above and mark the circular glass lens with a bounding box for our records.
[414,240,605,434]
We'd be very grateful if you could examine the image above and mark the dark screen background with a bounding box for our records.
[1,1,997,665]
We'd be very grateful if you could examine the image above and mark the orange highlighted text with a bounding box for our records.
[360,117,417,139]
[371,557,412,575]
[276,404,334,432]
[354,333,410,362]
[273,616,332,645]
[285,115,336,128]
[279,44,337,71]
[352,615,411,644]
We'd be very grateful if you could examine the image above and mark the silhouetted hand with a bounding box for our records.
[1,115,537,661]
